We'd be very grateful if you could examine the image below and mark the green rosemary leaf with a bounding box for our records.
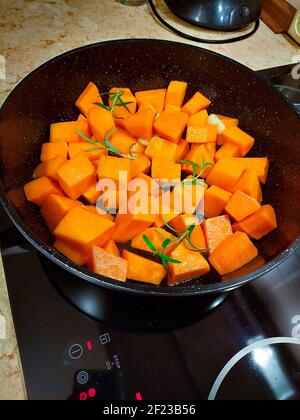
[160,254,181,265]
[84,147,106,153]
[143,235,157,254]
[77,130,99,145]
[162,238,172,250]
[94,102,110,111]
[177,159,200,179]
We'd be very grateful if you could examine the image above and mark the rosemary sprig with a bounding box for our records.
[77,129,137,160]
[95,90,133,114]
[142,235,181,271]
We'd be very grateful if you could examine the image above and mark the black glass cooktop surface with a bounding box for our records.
[1,64,300,401]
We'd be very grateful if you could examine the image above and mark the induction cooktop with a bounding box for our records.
[1,64,300,401]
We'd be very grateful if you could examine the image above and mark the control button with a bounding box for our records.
[79,392,88,401]
[77,371,89,385]
[88,388,96,398]
[99,333,111,345]
[69,344,83,360]
[240,6,250,19]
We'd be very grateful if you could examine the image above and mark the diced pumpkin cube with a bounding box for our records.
[216,114,239,128]
[223,126,255,156]
[54,207,115,253]
[203,215,233,253]
[98,155,135,185]
[103,239,120,257]
[109,87,137,119]
[132,155,151,177]
[33,156,67,181]
[110,129,144,157]
[215,142,241,162]
[186,125,217,143]
[203,142,216,162]
[122,250,166,285]
[113,212,156,243]
[40,142,68,162]
[50,119,90,143]
[187,110,208,128]
[170,177,205,215]
[204,186,232,218]
[41,194,82,232]
[24,176,63,206]
[82,183,101,204]
[236,157,270,184]
[85,206,115,221]
[154,111,188,144]
[206,158,245,192]
[151,157,181,182]
[145,136,179,162]
[57,154,96,200]
[182,144,214,179]
[152,195,181,227]
[135,88,166,114]
[209,232,258,276]
[75,82,102,117]
[130,173,160,197]
[232,205,277,240]
[88,246,127,282]
[182,92,211,115]
[68,142,107,161]
[131,227,177,255]
[88,105,115,140]
[169,214,207,251]
[54,240,88,266]
[176,139,190,161]
[225,190,261,222]
[233,170,262,203]
[168,243,210,285]
[165,81,187,111]
[122,108,155,140]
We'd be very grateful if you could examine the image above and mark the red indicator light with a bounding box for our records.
[79,392,88,401]
[136,392,142,401]
[86,341,92,351]
[88,388,96,398]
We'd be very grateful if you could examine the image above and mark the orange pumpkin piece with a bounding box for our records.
[151,157,181,182]
[182,92,211,115]
[154,111,188,144]
[204,186,232,218]
[82,183,101,204]
[113,211,156,243]
[54,207,115,253]
[33,156,67,181]
[98,155,135,184]
[85,206,115,221]
[168,243,210,285]
[209,231,258,276]
[170,177,205,215]
[40,142,68,162]
[130,173,160,197]
[75,82,102,117]
[54,240,88,266]
[103,239,120,257]
[132,155,151,177]
[131,227,177,255]
[215,142,241,162]
[88,246,127,282]
[24,176,63,206]
[187,110,208,128]
[88,105,116,140]
[109,87,137,119]
[68,142,107,161]
[122,108,155,140]
[41,194,82,232]
[169,214,207,250]
[110,129,144,157]
[165,81,187,111]
[186,124,217,144]
[145,136,179,162]
[57,154,96,200]
[203,215,233,253]
[225,190,261,222]
[152,195,181,227]
[236,157,270,184]
[233,169,262,203]
[232,205,277,240]
[182,144,214,179]
[176,139,190,161]
[203,142,216,161]
[223,126,255,156]
[122,250,166,285]
[50,119,90,143]
[206,158,245,192]
[216,114,239,128]
[135,88,166,114]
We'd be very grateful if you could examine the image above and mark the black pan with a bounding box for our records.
[0,39,299,297]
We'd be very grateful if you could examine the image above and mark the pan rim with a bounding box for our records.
[0,38,299,297]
